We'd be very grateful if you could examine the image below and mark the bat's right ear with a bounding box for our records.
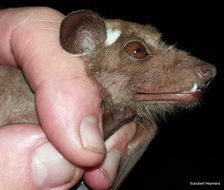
[60,10,107,54]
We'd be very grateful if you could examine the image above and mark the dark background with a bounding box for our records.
[1,1,223,189]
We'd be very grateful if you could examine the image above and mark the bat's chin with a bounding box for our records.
[135,84,204,103]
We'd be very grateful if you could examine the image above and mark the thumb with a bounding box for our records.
[6,7,106,167]
[36,74,106,166]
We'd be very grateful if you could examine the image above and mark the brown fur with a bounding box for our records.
[0,10,216,189]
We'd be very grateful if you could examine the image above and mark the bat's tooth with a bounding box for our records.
[189,83,198,92]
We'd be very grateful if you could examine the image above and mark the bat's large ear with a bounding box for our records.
[60,10,107,54]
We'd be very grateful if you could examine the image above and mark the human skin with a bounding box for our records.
[0,7,136,190]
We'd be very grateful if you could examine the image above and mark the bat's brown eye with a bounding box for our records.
[124,41,149,59]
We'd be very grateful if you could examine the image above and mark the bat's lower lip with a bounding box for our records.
[135,90,203,103]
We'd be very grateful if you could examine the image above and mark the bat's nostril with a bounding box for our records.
[196,64,217,82]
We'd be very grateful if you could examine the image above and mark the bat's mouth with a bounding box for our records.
[135,84,204,103]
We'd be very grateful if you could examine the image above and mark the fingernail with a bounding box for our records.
[80,116,105,153]
[33,142,77,188]
[101,150,121,185]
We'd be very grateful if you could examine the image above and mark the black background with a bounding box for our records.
[1,1,223,190]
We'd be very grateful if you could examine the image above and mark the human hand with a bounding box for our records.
[0,7,136,189]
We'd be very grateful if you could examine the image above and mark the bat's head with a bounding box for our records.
[60,10,217,190]
[60,10,217,120]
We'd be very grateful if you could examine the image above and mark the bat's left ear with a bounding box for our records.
[60,10,107,54]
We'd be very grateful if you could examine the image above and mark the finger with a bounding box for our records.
[83,123,137,190]
[1,7,106,166]
[112,122,158,189]
[36,77,106,166]
[0,124,83,190]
